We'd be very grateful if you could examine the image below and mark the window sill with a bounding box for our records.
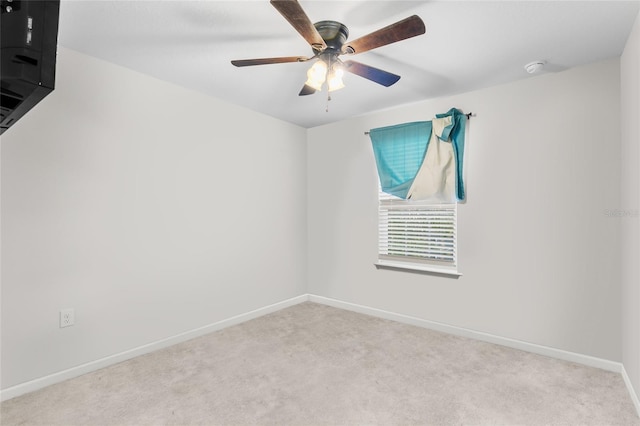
[375,260,462,277]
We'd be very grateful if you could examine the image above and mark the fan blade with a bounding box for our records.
[342,15,425,55]
[298,84,317,96]
[270,0,327,51]
[343,60,401,87]
[231,56,308,67]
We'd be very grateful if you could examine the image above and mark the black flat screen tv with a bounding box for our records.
[1,0,60,135]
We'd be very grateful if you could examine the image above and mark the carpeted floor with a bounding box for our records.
[1,302,638,425]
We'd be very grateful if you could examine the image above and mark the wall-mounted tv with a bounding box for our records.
[1,0,60,135]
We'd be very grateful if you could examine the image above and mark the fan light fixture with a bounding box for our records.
[327,65,345,92]
[305,57,345,92]
[305,60,327,90]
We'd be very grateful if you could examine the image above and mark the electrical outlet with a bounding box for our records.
[60,308,75,328]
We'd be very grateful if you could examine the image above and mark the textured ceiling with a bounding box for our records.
[57,1,640,128]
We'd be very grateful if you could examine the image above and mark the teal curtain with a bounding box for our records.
[369,121,432,199]
[369,108,466,201]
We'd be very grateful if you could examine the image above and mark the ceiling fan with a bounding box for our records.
[231,0,426,96]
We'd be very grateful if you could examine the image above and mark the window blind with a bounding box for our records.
[378,190,457,268]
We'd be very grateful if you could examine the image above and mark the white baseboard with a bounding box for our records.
[0,294,310,402]
[622,365,640,418]
[308,294,622,373]
[3,292,635,417]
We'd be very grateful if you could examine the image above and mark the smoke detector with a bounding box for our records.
[524,61,546,74]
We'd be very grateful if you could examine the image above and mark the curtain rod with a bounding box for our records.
[364,112,474,135]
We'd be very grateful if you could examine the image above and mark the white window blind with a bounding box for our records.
[378,189,457,270]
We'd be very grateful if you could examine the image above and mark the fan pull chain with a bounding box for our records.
[326,91,331,113]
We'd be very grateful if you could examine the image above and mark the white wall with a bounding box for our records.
[0,42,632,398]
[621,11,640,403]
[308,59,622,361]
[1,47,308,388]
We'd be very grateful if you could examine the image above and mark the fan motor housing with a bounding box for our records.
[314,20,349,51]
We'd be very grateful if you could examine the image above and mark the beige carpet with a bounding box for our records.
[1,302,638,425]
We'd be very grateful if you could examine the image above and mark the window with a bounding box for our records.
[377,188,459,275]
[369,110,468,276]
